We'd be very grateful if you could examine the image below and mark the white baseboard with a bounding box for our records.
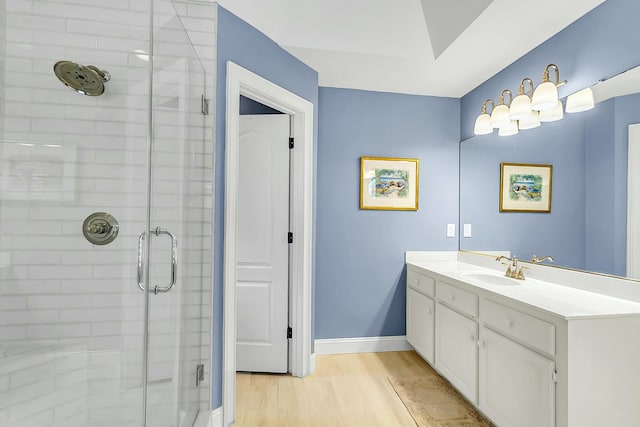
[309,353,317,373]
[314,336,411,355]
[206,406,222,427]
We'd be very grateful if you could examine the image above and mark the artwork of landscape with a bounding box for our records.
[499,163,552,213]
[360,157,419,210]
[508,173,542,201]
[370,168,409,198]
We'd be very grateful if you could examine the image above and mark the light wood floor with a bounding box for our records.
[233,351,436,427]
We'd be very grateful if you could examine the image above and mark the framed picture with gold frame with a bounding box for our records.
[500,162,553,212]
[360,156,419,210]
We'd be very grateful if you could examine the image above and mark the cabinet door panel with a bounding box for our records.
[479,327,555,427]
[435,303,478,403]
[407,288,435,364]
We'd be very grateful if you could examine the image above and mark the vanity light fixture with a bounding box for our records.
[531,64,566,111]
[498,120,519,136]
[566,87,594,113]
[518,110,541,130]
[490,89,513,129]
[472,63,593,137]
[509,78,535,120]
[473,99,494,135]
[539,100,564,122]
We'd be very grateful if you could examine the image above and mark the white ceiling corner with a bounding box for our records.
[217,0,605,97]
[421,0,494,59]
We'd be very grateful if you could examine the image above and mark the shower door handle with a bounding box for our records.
[137,227,178,294]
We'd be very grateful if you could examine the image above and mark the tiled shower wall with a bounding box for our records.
[0,0,214,426]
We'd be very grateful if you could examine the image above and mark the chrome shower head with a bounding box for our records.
[53,61,110,96]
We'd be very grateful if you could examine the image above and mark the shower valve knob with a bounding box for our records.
[83,212,119,245]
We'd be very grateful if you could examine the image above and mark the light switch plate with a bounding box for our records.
[446,223,456,238]
[463,223,472,238]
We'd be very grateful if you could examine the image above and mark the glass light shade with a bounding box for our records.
[498,120,519,136]
[539,100,564,122]
[518,111,541,130]
[566,87,594,113]
[509,94,533,120]
[531,81,559,111]
[490,104,511,128]
[474,113,493,135]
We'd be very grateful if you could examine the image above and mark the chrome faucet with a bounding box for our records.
[495,255,527,280]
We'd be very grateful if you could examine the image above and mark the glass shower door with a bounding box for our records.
[144,1,211,425]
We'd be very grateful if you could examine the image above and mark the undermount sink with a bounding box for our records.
[459,272,521,286]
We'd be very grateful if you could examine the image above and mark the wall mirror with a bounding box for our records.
[459,64,640,279]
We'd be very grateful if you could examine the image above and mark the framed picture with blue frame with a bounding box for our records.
[360,156,419,211]
[500,162,553,213]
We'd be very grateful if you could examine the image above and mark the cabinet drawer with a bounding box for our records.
[407,270,435,297]
[481,299,555,356]
[436,281,478,318]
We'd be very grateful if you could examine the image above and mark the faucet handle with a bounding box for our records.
[531,255,554,264]
[504,264,514,278]
[516,265,529,280]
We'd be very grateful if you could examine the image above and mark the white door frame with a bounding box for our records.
[223,61,314,427]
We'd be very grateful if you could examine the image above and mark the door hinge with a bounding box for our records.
[201,94,209,115]
[289,137,294,149]
[195,364,205,387]
[287,326,293,339]
[288,232,293,244]
[552,369,558,383]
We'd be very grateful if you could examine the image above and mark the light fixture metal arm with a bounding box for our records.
[481,98,495,114]
[499,89,513,106]
[543,63,566,87]
[519,77,535,97]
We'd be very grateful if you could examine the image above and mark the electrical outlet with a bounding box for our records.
[446,223,456,238]
[463,223,472,238]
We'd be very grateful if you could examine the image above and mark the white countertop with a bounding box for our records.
[408,260,640,320]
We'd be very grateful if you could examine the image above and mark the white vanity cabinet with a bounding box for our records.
[406,270,435,363]
[405,259,640,427]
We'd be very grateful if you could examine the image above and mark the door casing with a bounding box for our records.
[222,61,314,427]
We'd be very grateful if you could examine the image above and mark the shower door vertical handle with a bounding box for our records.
[137,227,178,294]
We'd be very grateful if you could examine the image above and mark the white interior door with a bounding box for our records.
[236,114,290,373]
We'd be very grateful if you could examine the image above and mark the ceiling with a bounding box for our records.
[217,0,605,98]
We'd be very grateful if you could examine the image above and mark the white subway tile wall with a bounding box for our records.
[0,0,215,425]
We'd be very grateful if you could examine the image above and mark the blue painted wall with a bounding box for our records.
[460,0,640,141]
[585,101,615,274]
[213,6,318,408]
[316,88,460,339]
[239,95,283,114]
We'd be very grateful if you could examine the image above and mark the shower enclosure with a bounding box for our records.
[0,0,213,426]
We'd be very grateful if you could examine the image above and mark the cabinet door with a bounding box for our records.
[406,287,435,364]
[435,303,478,403]
[479,327,555,427]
